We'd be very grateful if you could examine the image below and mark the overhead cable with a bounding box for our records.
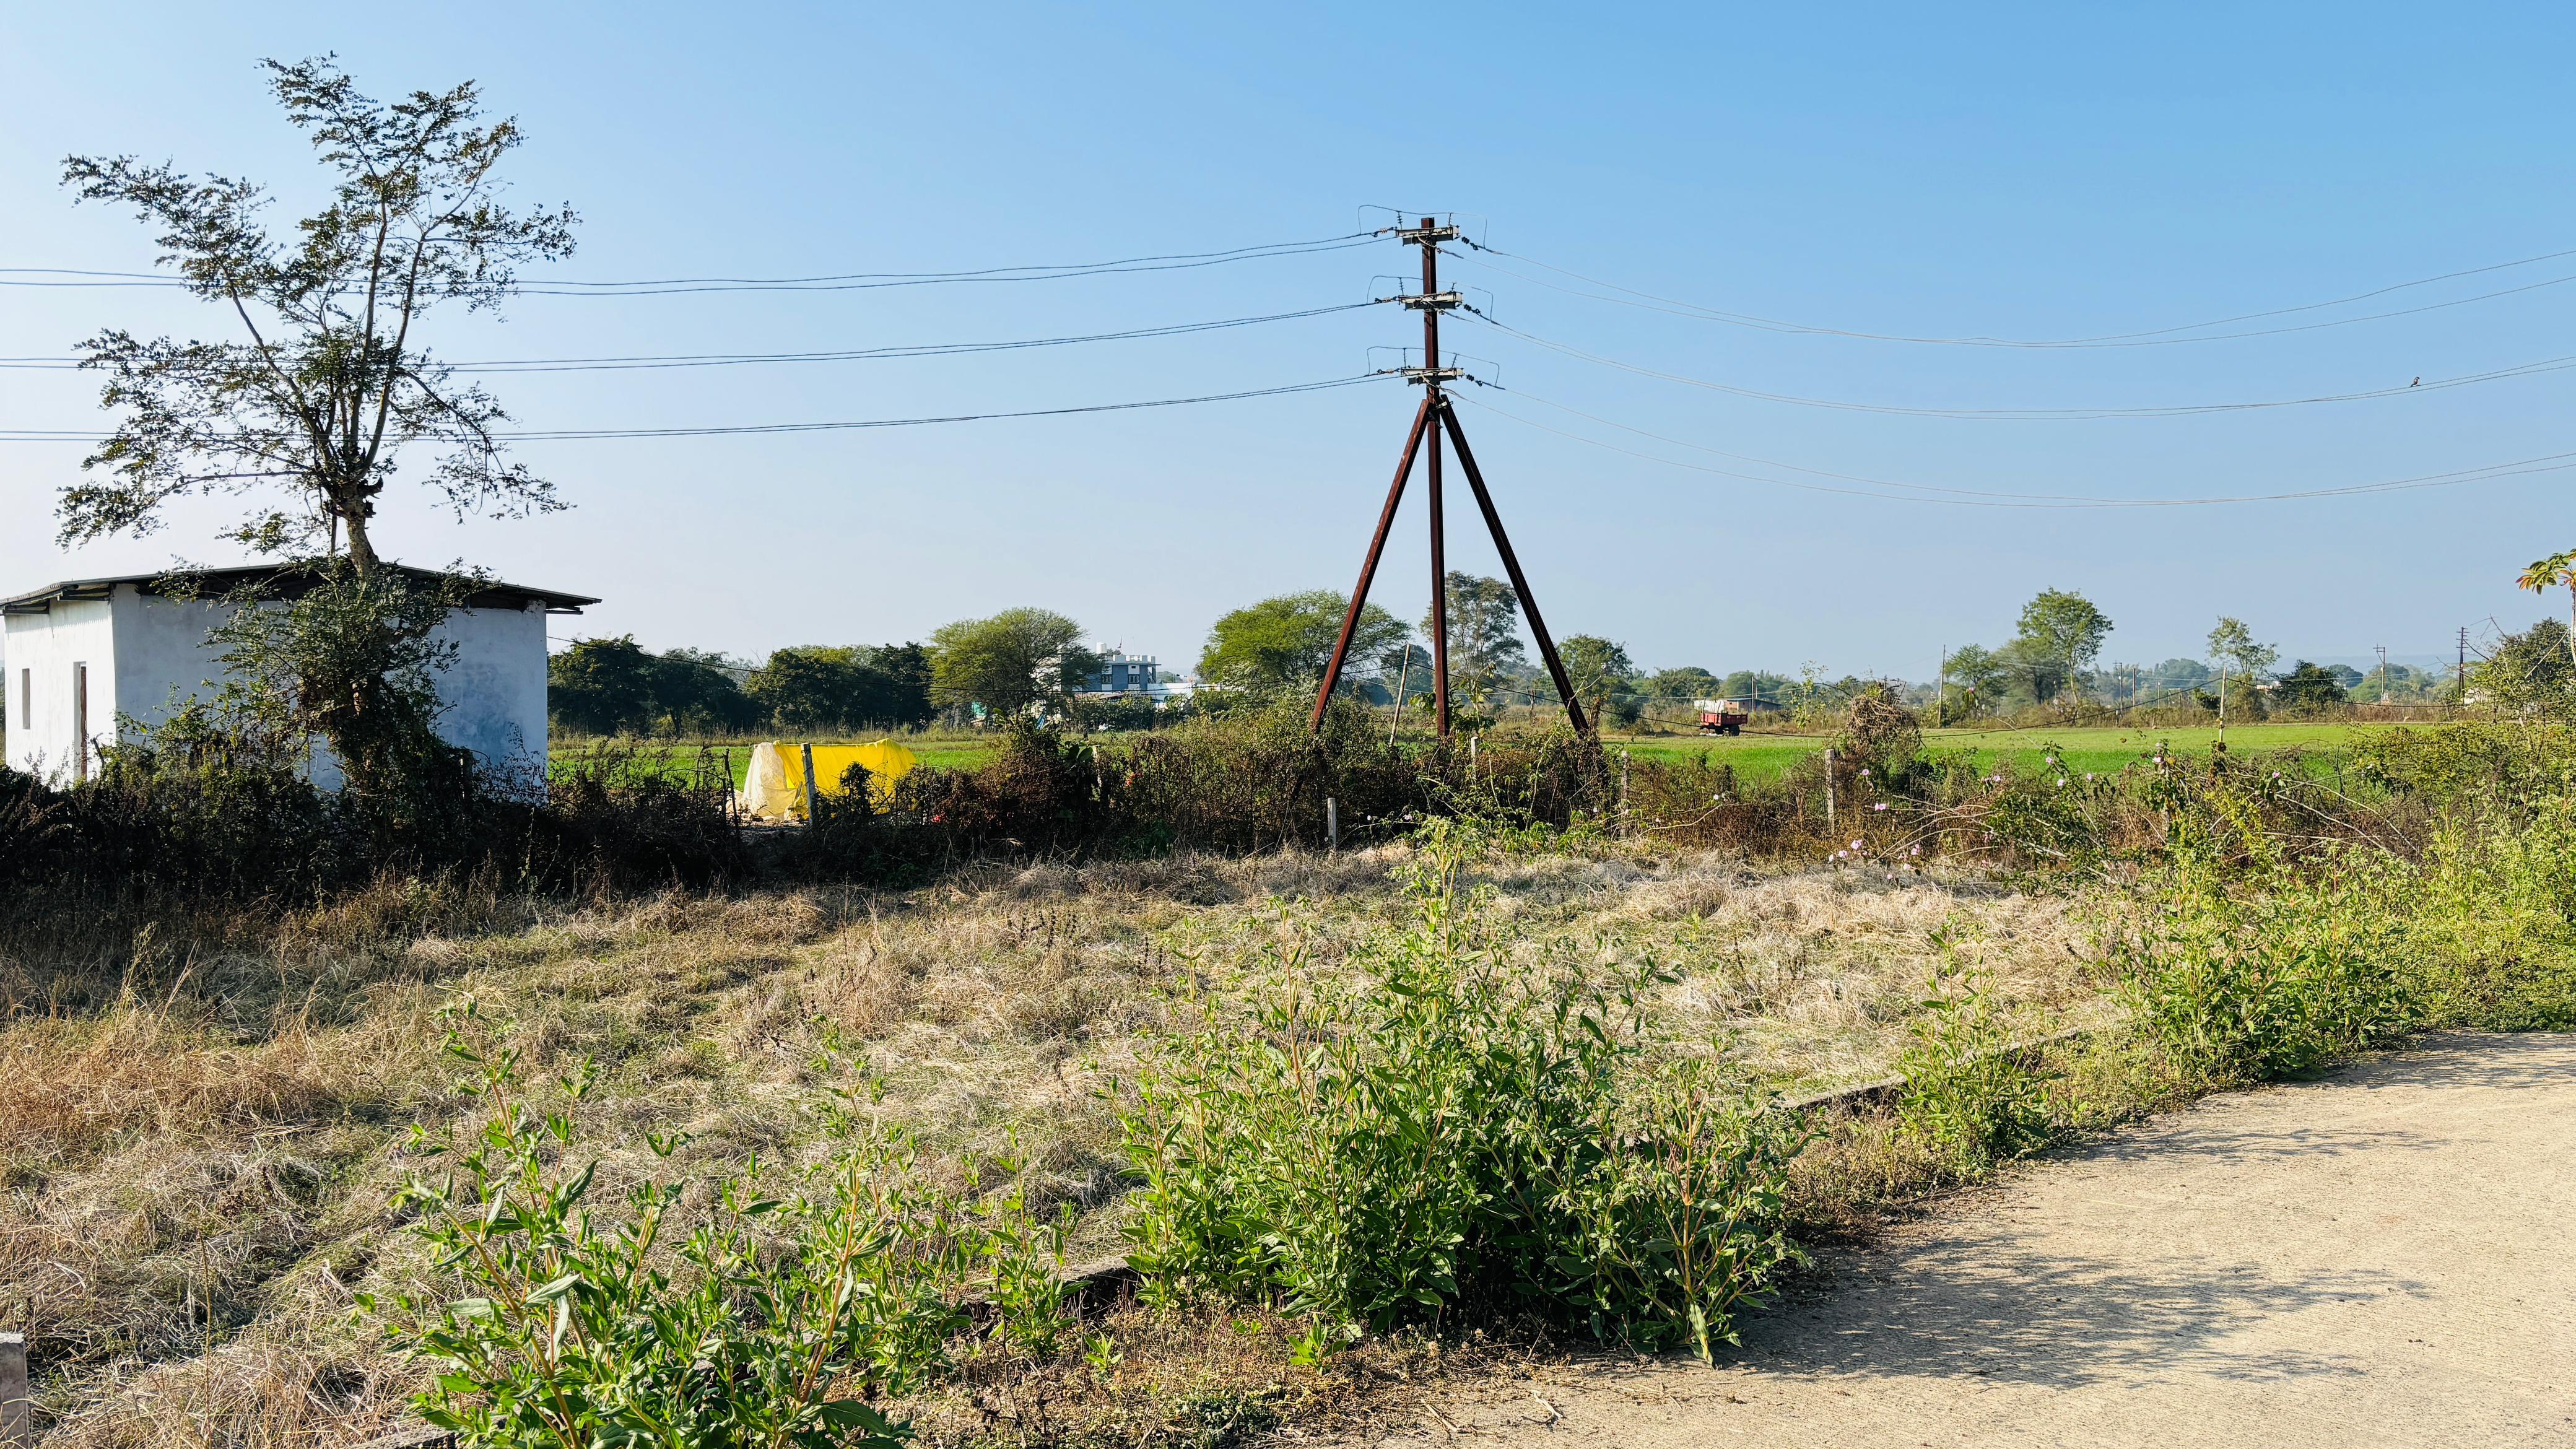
[0,373,1390,445]
[0,301,1386,374]
[0,232,1385,297]
[1453,240,2576,348]
[1462,309,2576,420]
[1450,388,2576,509]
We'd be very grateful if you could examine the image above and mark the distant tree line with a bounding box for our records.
[549,606,1123,737]
[551,578,2559,741]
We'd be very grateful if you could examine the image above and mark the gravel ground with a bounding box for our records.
[1325,1033,2576,1449]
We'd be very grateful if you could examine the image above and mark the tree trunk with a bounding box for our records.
[341,503,381,577]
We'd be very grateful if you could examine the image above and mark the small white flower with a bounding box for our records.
[1871,802,1888,812]
[1850,838,1863,850]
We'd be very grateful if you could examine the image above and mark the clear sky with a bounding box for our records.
[3,2,2569,679]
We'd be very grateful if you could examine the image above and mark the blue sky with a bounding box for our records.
[3,2,2569,677]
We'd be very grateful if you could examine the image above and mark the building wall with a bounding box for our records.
[3,598,116,783]
[431,601,552,790]
[4,585,554,790]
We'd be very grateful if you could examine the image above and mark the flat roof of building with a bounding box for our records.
[2,564,596,616]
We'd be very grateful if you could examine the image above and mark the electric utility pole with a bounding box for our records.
[1311,217,1587,739]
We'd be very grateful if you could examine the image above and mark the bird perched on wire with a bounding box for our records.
[2411,376,2422,386]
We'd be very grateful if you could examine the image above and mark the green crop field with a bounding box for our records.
[1605,721,2405,784]
[554,722,2409,795]
[550,736,1001,791]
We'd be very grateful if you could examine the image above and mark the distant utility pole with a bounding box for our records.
[1312,217,1586,739]
[2458,625,2470,705]
[2374,644,2390,703]
[1933,647,1946,729]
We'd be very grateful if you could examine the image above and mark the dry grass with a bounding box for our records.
[0,843,2112,1447]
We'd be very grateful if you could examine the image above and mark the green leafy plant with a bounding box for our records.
[1895,953,2053,1177]
[1119,819,1801,1362]
[367,1007,1068,1448]
[2117,794,2417,1083]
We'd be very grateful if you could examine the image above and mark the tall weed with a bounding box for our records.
[1118,821,1800,1362]
[370,1009,1069,1448]
[1895,955,2053,1178]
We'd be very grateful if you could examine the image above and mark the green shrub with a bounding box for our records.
[370,1012,1068,1448]
[2117,853,2415,1084]
[1118,821,1801,1362]
[2406,799,2576,1030]
[1895,957,2053,1177]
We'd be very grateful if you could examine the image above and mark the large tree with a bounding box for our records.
[747,646,922,732]
[929,609,1097,716]
[60,56,578,573]
[1198,590,1406,696]
[550,638,757,737]
[2014,590,2112,707]
[1559,635,1639,725]
[1425,572,1529,704]
[2206,617,2279,724]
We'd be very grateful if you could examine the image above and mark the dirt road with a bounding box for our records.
[1332,1033,2576,1448]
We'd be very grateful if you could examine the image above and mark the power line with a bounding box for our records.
[0,232,1385,297]
[0,300,1386,373]
[1450,387,2576,509]
[1461,308,2576,420]
[1452,238,2576,349]
[0,373,1391,444]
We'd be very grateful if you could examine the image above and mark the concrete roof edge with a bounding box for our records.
[0,564,598,614]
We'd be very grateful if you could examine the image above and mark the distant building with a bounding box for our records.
[1079,650,1159,697]
[2,564,594,788]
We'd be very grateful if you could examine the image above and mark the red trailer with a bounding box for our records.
[1695,698,1751,736]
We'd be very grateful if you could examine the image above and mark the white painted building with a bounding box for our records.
[2,565,595,788]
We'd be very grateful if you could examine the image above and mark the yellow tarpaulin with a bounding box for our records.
[739,741,920,822]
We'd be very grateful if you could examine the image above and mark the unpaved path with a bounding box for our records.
[1328,1033,2576,1448]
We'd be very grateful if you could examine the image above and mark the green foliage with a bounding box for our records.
[2118,815,2416,1084]
[550,638,759,737]
[1559,635,1640,726]
[747,646,931,732]
[1120,822,1802,1362]
[929,609,1097,716]
[59,56,576,573]
[1426,573,1528,705]
[1198,590,1406,697]
[2474,617,2576,710]
[2206,617,2278,702]
[2273,660,2349,714]
[2014,590,2112,703]
[373,1011,1068,1449]
[180,563,484,807]
[1896,959,2052,1178]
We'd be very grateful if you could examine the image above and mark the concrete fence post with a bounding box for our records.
[1824,746,1839,827]
[1,1331,29,1447]
[1326,796,1339,853]
[799,742,822,825]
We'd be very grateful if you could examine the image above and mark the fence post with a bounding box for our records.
[1824,746,1838,827]
[1,1331,28,1448]
[1326,796,1339,853]
[1619,749,1631,837]
[799,742,822,825]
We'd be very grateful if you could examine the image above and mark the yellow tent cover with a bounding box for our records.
[740,741,920,822]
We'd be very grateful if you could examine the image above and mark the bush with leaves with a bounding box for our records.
[1895,955,2055,1178]
[1119,820,1802,1362]
[2117,798,2417,1084]
[368,1010,1069,1448]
